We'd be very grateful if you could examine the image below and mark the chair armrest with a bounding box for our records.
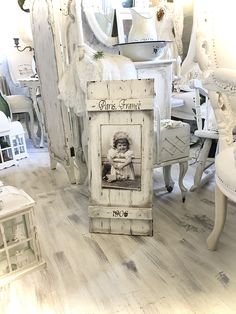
[189,79,208,97]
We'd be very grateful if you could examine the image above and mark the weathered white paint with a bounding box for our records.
[31,0,78,183]
[87,79,154,235]
[89,206,153,220]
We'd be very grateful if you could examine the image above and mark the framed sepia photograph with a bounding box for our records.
[101,124,142,190]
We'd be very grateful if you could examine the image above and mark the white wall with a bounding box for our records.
[0,1,33,94]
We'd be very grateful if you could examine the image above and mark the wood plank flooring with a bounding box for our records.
[0,143,236,314]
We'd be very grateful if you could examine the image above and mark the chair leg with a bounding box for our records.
[65,160,76,184]
[190,138,212,191]
[25,113,31,139]
[163,165,175,192]
[178,161,188,202]
[28,109,35,146]
[50,155,57,170]
[207,184,227,250]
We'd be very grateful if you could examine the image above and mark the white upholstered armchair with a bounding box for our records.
[196,0,236,250]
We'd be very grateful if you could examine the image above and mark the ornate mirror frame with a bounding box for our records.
[82,0,118,47]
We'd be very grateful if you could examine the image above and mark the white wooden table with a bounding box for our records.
[18,78,44,148]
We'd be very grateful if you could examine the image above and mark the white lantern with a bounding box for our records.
[10,121,28,160]
[0,185,46,286]
[0,112,17,170]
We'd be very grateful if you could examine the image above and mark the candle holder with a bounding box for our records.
[13,38,34,52]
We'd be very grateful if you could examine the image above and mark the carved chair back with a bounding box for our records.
[194,0,236,250]
[195,0,236,152]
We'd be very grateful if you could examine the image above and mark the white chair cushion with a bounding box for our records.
[5,95,33,113]
[171,97,184,108]
[171,91,195,120]
[215,146,236,201]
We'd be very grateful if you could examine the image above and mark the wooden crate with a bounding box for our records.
[87,79,154,236]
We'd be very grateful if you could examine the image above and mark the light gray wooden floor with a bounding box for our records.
[0,143,236,314]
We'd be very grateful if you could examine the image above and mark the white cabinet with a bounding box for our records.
[135,59,174,120]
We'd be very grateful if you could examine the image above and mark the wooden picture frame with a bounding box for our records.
[87,79,154,236]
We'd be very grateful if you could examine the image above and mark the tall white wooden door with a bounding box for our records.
[31,0,76,183]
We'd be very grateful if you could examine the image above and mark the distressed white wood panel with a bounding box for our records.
[89,218,152,235]
[87,79,154,235]
[31,0,76,183]
[87,79,155,101]
[50,0,78,72]
[89,206,152,220]
[87,98,153,112]
[88,111,153,207]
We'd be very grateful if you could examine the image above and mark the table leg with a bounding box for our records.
[29,87,44,148]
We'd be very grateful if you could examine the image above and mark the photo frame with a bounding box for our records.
[101,123,142,191]
[87,79,154,236]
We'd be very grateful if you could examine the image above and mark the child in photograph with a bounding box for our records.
[105,131,135,183]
